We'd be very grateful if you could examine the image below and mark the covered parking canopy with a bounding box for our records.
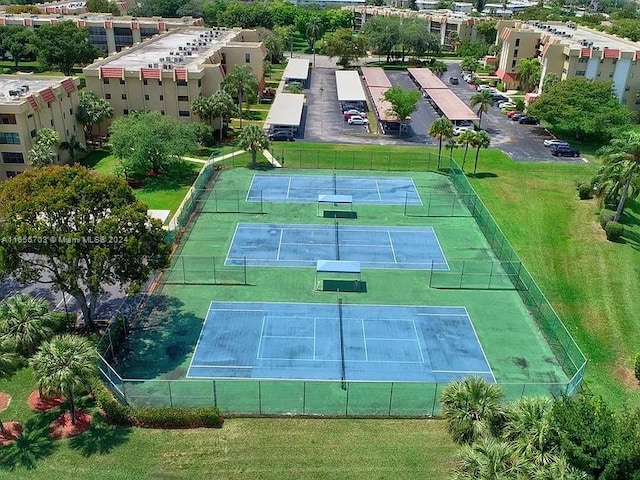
[407,68,447,90]
[361,67,392,88]
[283,58,310,86]
[425,89,478,122]
[368,86,398,122]
[335,70,367,103]
[264,93,305,131]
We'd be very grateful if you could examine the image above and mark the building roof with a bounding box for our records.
[0,12,201,26]
[283,58,310,81]
[265,93,305,128]
[360,67,392,88]
[407,68,448,89]
[335,70,367,102]
[369,86,401,122]
[94,28,238,71]
[0,75,72,105]
[425,88,478,121]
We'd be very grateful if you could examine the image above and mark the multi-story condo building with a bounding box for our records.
[83,27,266,122]
[496,20,640,108]
[348,7,492,48]
[0,75,84,181]
[0,13,203,54]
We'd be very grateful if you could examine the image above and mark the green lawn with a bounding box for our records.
[0,368,457,479]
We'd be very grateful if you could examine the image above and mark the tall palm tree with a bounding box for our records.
[191,95,215,127]
[457,129,476,172]
[306,17,322,67]
[470,130,491,175]
[428,117,454,170]
[596,130,640,222]
[470,90,493,128]
[515,58,542,93]
[0,293,54,357]
[222,65,259,129]
[210,90,237,141]
[0,341,19,438]
[30,334,97,424]
[503,396,556,467]
[60,135,86,163]
[76,90,113,146]
[237,124,270,168]
[440,376,504,445]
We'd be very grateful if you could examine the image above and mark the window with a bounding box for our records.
[50,119,54,126]
[613,59,617,64]
[2,152,24,164]
[245,53,251,63]
[159,94,164,101]
[121,94,127,100]
[103,78,110,85]
[626,86,631,91]
[143,80,148,86]
[120,79,125,85]
[161,110,165,115]
[198,79,202,87]
[623,98,627,104]
[27,114,33,119]
[30,129,36,138]
[5,171,18,178]
[105,93,111,99]
[179,110,190,117]
[511,59,517,68]
[513,49,518,58]
[145,94,150,100]
[0,114,17,124]
[0,132,20,144]
[515,38,520,47]
[69,108,73,115]
[610,72,614,77]
[636,97,640,105]
[158,80,162,86]
[124,109,129,115]
[177,79,188,87]
[178,95,189,102]
[575,70,586,76]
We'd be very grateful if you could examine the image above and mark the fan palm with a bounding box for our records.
[306,17,322,66]
[454,437,526,479]
[457,129,476,172]
[470,90,493,128]
[0,341,19,437]
[428,117,454,170]
[515,58,542,93]
[60,135,86,163]
[503,396,556,467]
[30,334,97,424]
[0,293,54,357]
[237,124,270,168]
[440,376,504,444]
[222,65,258,129]
[470,130,491,175]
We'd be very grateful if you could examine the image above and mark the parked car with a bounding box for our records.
[477,85,496,93]
[341,104,363,113]
[492,94,509,104]
[344,110,365,121]
[347,115,369,125]
[511,113,526,121]
[449,76,459,85]
[463,74,474,83]
[551,144,580,157]
[506,110,523,118]
[268,130,295,142]
[518,116,539,125]
[498,101,516,109]
[453,125,475,136]
[543,139,569,147]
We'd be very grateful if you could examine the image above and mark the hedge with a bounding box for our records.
[605,221,624,242]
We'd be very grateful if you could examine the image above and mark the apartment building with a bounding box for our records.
[496,20,640,108]
[83,27,266,122]
[0,13,203,54]
[0,75,84,180]
[349,7,491,48]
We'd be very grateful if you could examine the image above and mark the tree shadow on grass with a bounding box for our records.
[139,160,201,194]
[0,416,58,471]
[68,415,131,457]
[467,172,499,179]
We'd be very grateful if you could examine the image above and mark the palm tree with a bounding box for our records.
[458,129,476,172]
[428,117,454,170]
[60,135,86,163]
[210,90,238,141]
[0,341,19,438]
[596,130,640,222]
[454,437,526,479]
[30,334,97,424]
[470,130,491,175]
[0,293,54,357]
[515,58,542,93]
[440,376,504,445]
[503,397,556,467]
[470,90,493,128]
[237,124,270,168]
[191,95,215,127]
[306,17,322,67]
[222,65,259,129]
[76,90,113,146]
[430,60,447,77]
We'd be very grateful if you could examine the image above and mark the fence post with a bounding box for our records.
[181,256,186,284]
[243,256,248,285]
[212,380,217,407]
[345,382,349,416]
[403,192,408,216]
[260,190,263,214]
[168,381,173,408]
[431,383,439,416]
[303,381,306,414]
[236,189,240,213]
[212,256,217,284]
[388,382,394,416]
[258,381,262,415]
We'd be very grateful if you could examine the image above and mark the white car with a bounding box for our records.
[453,125,475,136]
[543,139,570,148]
[477,85,496,93]
[347,115,369,125]
[498,101,516,109]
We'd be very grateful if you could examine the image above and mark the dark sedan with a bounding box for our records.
[518,116,539,125]
[511,113,526,121]
[268,131,295,141]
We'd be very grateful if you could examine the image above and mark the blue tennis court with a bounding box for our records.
[225,223,448,270]
[187,302,494,383]
[246,174,422,204]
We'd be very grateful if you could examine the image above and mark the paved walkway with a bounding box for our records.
[262,149,282,168]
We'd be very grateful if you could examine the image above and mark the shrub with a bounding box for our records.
[2,68,12,75]
[577,182,594,200]
[605,221,624,241]
[134,406,222,429]
[599,209,615,229]
[90,378,133,425]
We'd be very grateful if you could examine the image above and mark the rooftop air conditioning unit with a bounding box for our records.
[148,63,153,68]
[159,57,164,62]
[178,46,183,51]
[168,64,173,69]
[21,85,29,92]
[186,42,191,45]
[187,51,192,56]
[153,63,159,68]
[8,90,19,97]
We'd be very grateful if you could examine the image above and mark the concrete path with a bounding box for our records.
[262,149,282,168]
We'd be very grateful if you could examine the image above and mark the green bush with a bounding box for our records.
[90,378,133,425]
[496,82,506,92]
[599,209,615,229]
[134,406,222,429]
[2,68,12,75]
[577,182,594,200]
[605,221,624,241]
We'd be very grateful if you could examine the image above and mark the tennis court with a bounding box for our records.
[187,301,494,383]
[225,223,448,269]
[246,174,422,204]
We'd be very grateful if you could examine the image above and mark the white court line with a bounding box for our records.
[313,317,317,361]
[361,319,368,362]
[190,365,254,369]
[411,319,426,364]
[207,308,265,313]
[366,337,421,342]
[254,357,423,364]
[261,335,315,339]
[245,174,258,202]
[255,315,267,360]
[387,231,398,263]
[223,223,241,267]
[276,228,284,260]
[375,179,382,201]
[409,177,424,206]
[432,369,493,374]
[210,300,470,311]
[416,312,469,317]
[286,177,292,198]
[431,229,450,271]
[462,306,497,383]
[186,305,218,376]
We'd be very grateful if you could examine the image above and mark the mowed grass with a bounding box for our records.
[0,368,456,479]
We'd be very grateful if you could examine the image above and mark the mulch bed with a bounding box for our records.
[49,411,92,439]
[28,391,64,412]
[0,422,22,446]
[0,393,11,412]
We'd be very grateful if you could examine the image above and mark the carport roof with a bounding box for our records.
[264,93,305,127]
[283,58,310,81]
[335,70,367,102]
[426,89,478,121]
[361,67,392,88]
[369,86,400,122]
[407,68,448,89]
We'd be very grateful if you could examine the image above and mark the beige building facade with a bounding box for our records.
[496,20,640,108]
[83,27,265,123]
[0,75,84,180]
